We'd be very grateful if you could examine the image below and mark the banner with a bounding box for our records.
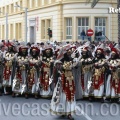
[36,17,39,31]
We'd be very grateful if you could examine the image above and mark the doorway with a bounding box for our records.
[30,26,35,43]
[29,19,36,43]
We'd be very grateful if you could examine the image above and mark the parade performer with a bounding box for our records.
[54,46,60,59]
[71,45,83,101]
[0,52,4,95]
[27,45,41,99]
[91,44,106,102]
[50,44,76,120]
[52,46,61,86]
[105,47,111,60]
[52,50,60,86]
[80,45,93,99]
[3,43,17,95]
[12,45,29,98]
[40,45,54,98]
[105,45,120,103]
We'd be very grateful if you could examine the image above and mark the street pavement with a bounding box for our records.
[0,95,120,120]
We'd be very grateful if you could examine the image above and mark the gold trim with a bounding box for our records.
[13,92,39,96]
[104,95,120,99]
[83,95,89,98]
[50,109,75,115]
[40,95,52,98]
[26,92,39,95]
[3,85,12,87]
[13,92,28,94]
[111,96,119,98]
[13,92,22,94]
[89,95,94,97]
[106,96,111,98]
[94,96,103,98]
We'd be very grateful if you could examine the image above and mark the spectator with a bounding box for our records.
[40,42,44,54]
[66,41,69,44]
[95,30,102,41]
[27,42,31,56]
[0,45,6,57]
[81,29,86,40]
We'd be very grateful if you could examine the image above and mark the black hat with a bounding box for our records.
[27,42,31,47]
[40,42,44,45]
[66,41,69,44]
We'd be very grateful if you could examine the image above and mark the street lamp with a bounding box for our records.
[14,4,28,44]
[0,11,8,41]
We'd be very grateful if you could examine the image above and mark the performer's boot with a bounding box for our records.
[101,97,105,103]
[76,98,83,101]
[111,98,116,103]
[25,93,29,99]
[61,115,66,117]
[4,87,7,95]
[47,96,52,100]
[5,87,12,95]
[101,96,106,103]
[115,98,118,103]
[113,98,118,103]
[68,114,74,120]
[35,94,39,99]
[12,92,15,98]
[89,96,94,102]
[0,89,2,96]
[117,98,120,104]
[0,83,2,96]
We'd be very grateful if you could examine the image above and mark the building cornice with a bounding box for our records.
[0,0,117,18]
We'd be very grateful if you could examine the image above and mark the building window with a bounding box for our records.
[47,19,51,29]
[37,0,42,7]
[18,23,22,39]
[11,4,13,13]
[41,20,45,39]
[44,0,48,5]
[41,19,52,40]
[15,2,18,12]
[20,0,23,11]
[3,7,5,15]
[10,24,13,39]
[0,25,1,38]
[9,4,11,14]
[46,19,52,39]
[66,18,72,39]
[77,18,89,39]
[27,0,30,9]
[2,25,5,39]
[31,0,35,8]
[15,23,18,39]
[34,0,38,7]
[0,8,2,16]
[95,18,106,35]
[6,5,9,14]
[51,0,56,3]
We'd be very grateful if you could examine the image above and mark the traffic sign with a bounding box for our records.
[87,29,94,36]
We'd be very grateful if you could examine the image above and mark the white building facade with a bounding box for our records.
[0,0,118,42]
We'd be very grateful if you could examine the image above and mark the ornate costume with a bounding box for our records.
[40,46,54,98]
[3,43,16,94]
[50,45,76,120]
[12,46,29,97]
[91,45,106,101]
[80,47,93,98]
[54,47,60,60]
[27,45,41,99]
[0,52,4,95]
[105,47,120,102]
[71,46,83,100]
